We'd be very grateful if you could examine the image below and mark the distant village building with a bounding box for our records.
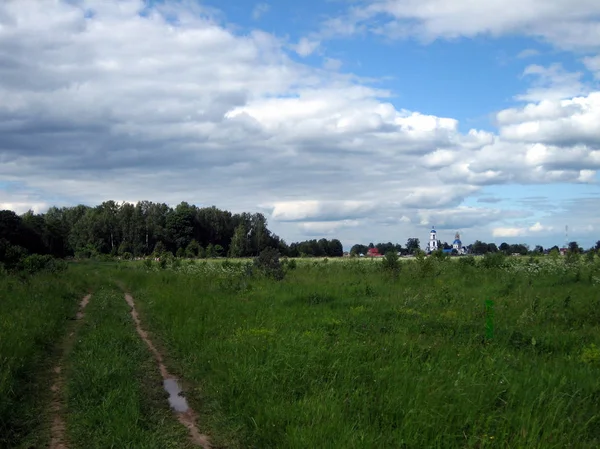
[452,232,466,255]
[426,227,467,255]
[426,227,438,253]
[367,247,382,257]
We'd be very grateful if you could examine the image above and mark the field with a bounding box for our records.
[2,254,600,448]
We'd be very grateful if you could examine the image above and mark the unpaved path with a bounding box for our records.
[124,293,211,448]
[49,294,92,449]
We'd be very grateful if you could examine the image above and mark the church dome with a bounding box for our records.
[453,239,461,245]
[430,229,436,233]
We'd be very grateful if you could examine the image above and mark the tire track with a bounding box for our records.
[49,294,92,449]
[124,293,211,448]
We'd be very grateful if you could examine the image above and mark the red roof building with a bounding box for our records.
[367,248,381,257]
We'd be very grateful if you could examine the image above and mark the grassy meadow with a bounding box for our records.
[1,253,600,448]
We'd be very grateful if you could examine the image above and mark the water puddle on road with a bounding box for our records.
[164,378,189,413]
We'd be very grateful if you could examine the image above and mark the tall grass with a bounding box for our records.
[117,256,600,448]
[0,267,94,448]
[64,286,193,449]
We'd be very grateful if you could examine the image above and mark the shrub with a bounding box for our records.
[481,252,506,269]
[458,255,477,268]
[254,247,285,280]
[381,250,401,276]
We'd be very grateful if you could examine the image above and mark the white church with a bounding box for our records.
[426,227,467,255]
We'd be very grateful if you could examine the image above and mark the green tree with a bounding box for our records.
[206,243,215,258]
[229,224,249,257]
[185,239,200,258]
[406,238,420,254]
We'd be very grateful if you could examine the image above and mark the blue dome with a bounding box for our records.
[453,239,462,244]
[430,229,436,233]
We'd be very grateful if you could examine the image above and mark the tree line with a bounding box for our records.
[2,200,599,268]
[0,201,347,265]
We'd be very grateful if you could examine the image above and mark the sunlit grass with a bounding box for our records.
[116,255,600,448]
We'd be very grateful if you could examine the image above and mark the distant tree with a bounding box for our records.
[568,241,581,254]
[229,224,249,257]
[471,240,489,255]
[206,243,215,258]
[328,239,344,257]
[533,245,544,254]
[185,239,200,258]
[214,244,224,257]
[153,241,166,256]
[406,238,420,254]
[350,244,368,256]
[487,243,498,253]
[499,242,510,254]
[595,240,600,251]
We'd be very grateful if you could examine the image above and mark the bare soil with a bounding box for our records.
[49,294,92,449]
[124,293,211,448]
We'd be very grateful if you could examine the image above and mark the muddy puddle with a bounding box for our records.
[164,378,189,412]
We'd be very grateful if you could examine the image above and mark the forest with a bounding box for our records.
[0,201,344,267]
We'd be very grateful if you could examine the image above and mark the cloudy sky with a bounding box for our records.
[1,0,599,249]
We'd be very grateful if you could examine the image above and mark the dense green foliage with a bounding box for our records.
[0,204,349,266]
[112,254,600,448]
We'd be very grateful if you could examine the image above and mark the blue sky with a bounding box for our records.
[0,0,599,250]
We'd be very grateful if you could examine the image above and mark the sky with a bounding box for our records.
[1,0,599,250]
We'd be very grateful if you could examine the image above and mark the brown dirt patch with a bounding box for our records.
[124,293,211,448]
[49,293,92,449]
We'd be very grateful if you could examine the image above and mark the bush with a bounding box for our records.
[17,254,67,274]
[458,255,477,268]
[254,247,285,280]
[381,250,401,276]
[481,252,506,269]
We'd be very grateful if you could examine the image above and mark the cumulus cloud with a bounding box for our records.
[515,63,587,102]
[321,0,600,51]
[293,37,320,57]
[492,221,553,238]
[298,220,360,235]
[0,0,598,246]
[270,201,376,221]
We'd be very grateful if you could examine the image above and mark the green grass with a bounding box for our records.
[115,256,600,448]
[0,268,95,448]
[3,255,600,448]
[64,286,193,449]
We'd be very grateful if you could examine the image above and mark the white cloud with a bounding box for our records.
[324,0,600,51]
[515,63,587,102]
[492,221,554,238]
[492,227,526,238]
[293,37,320,57]
[298,220,360,235]
[583,55,600,78]
[252,3,269,20]
[517,49,540,59]
[323,57,343,71]
[0,0,598,247]
[270,201,375,221]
